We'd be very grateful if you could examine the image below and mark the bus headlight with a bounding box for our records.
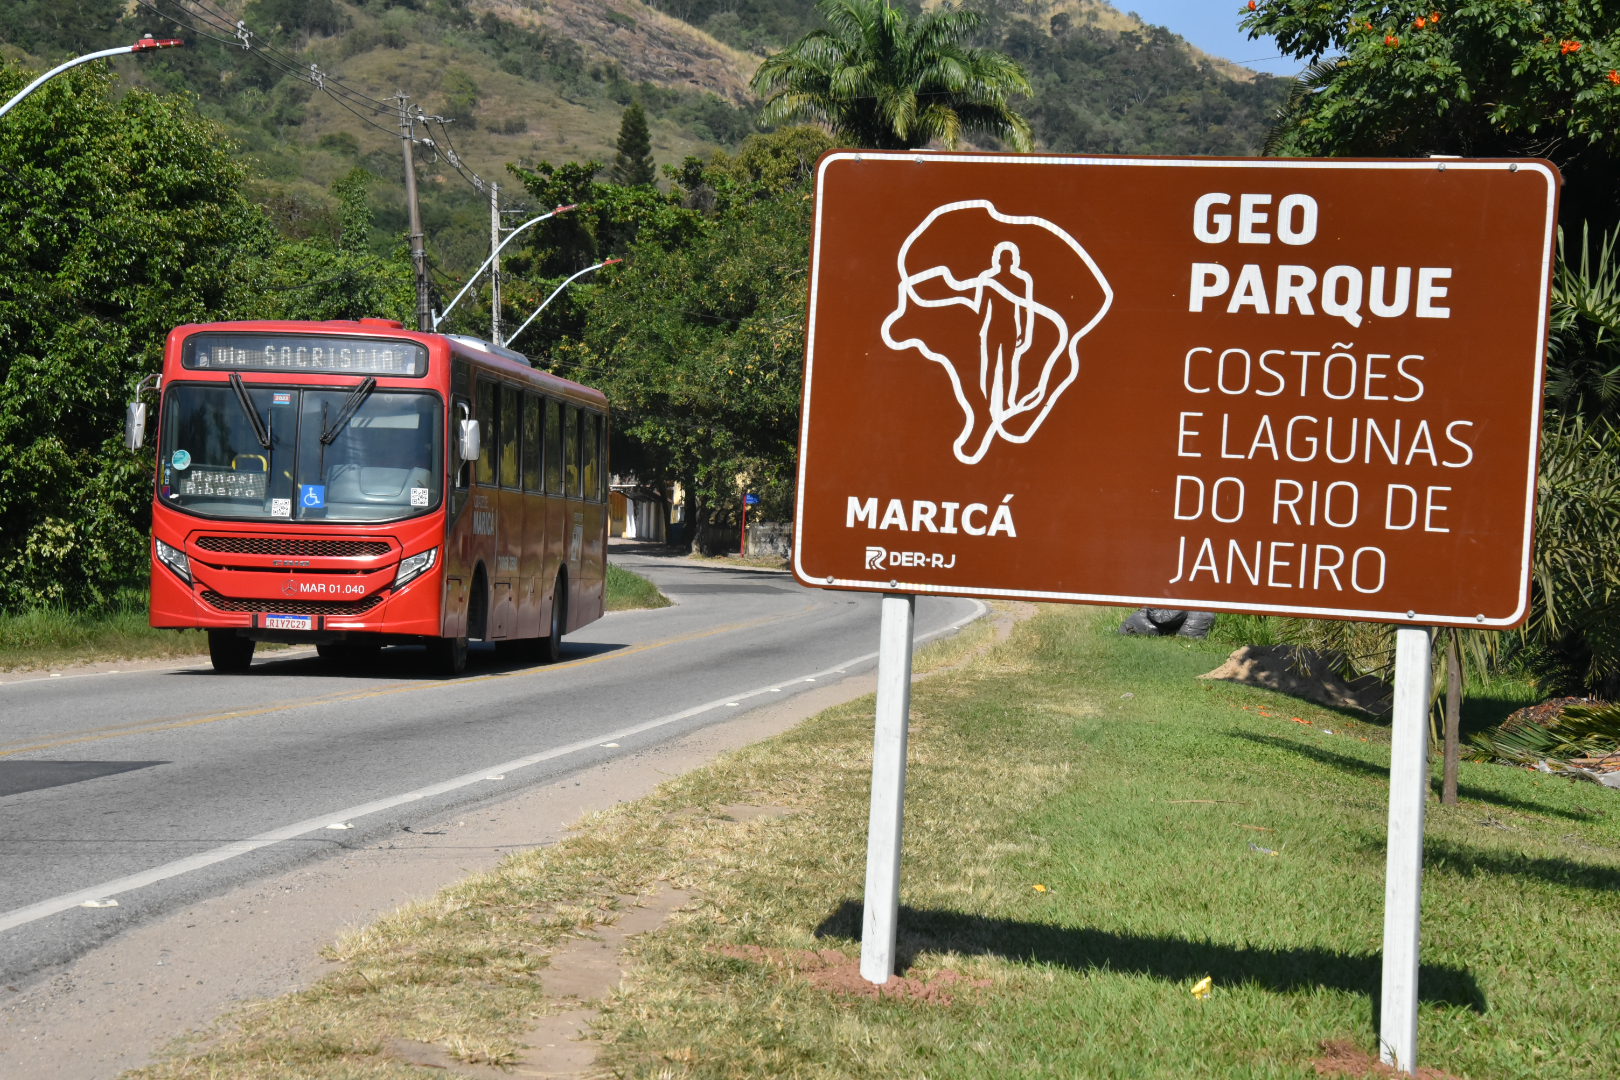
[394,546,438,590]
[155,538,192,584]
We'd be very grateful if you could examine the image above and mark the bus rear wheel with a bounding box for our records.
[428,635,468,676]
[208,630,255,673]
[539,580,566,664]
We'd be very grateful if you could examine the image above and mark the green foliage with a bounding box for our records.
[439,69,481,130]
[0,0,124,55]
[1465,699,1620,768]
[611,103,656,187]
[751,0,1033,151]
[1523,414,1620,696]
[0,64,414,613]
[1549,223,1620,420]
[243,0,350,43]
[1244,1,1620,231]
[1239,5,1620,704]
[981,3,1292,156]
[518,128,834,546]
[0,64,273,611]
[604,562,671,611]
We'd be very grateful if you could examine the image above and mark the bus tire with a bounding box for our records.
[208,630,255,673]
[429,635,468,676]
[540,576,566,664]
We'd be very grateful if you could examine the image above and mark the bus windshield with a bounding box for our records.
[158,383,443,522]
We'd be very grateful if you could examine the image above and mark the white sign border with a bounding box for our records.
[793,153,1559,628]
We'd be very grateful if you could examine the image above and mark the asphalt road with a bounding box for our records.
[0,546,981,989]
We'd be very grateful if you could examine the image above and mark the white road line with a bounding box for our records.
[0,601,984,935]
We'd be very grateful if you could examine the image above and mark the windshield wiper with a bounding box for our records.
[320,377,376,445]
[228,372,271,450]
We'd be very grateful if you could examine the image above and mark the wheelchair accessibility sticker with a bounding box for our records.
[300,485,326,509]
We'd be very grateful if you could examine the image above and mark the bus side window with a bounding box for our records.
[544,397,563,496]
[500,384,520,490]
[564,404,581,498]
[522,393,541,493]
[475,377,498,489]
[582,412,600,503]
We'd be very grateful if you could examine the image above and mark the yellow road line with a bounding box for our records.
[0,605,807,759]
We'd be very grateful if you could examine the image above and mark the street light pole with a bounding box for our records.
[504,258,621,348]
[432,205,577,331]
[0,37,184,122]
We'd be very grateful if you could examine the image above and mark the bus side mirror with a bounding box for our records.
[125,401,147,451]
[458,419,482,462]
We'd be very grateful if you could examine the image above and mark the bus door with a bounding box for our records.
[489,380,522,640]
[542,395,567,628]
[518,390,545,640]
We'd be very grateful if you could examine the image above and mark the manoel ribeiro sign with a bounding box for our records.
[793,153,1560,628]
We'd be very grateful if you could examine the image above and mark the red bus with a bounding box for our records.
[132,318,609,675]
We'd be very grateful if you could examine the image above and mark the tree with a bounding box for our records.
[1241,3,1620,785]
[750,0,1033,151]
[1242,1,1620,232]
[611,103,657,186]
[0,63,274,610]
[547,128,835,550]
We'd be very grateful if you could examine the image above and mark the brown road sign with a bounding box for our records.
[792,153,1560,628]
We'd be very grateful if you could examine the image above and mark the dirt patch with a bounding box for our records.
[1312,1038,1465,1079]
[1201,645,1390,714]
[715,944,991,1006]
[1502,696,1606,730]
[712,803,799,823]
[383,884,695,1080]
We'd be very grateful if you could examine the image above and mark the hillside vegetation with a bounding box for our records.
[1,0,1286,277]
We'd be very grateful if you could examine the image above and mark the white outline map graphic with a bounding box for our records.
[880,199,1113,465]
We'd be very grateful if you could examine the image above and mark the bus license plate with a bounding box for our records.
[263,614,313,631]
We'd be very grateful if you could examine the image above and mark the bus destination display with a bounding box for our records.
[184,333,428,376]
[174,468,267,499]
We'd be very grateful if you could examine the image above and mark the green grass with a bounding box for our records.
[128,606,1619,1080]
[607,562,671,611]
[0,566,667,672]
[0,596,206,672]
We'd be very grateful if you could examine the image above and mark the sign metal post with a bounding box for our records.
[1381,625,1435,1070]
[860,593,915,984]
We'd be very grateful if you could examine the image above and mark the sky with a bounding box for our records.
[1116,2,1307,78]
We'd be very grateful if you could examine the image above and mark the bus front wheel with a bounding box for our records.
[208,630,255,673]
[429,635,468,676]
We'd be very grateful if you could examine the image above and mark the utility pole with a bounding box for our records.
[489,182,503,345]
[397,93,432,332]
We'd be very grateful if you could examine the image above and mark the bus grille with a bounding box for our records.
[195,537,392,558]
[201,591,386,616]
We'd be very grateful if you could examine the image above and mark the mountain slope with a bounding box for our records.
[1,0,1288,274]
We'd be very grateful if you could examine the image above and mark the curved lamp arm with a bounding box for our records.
[505,259,621,348]
[432,205,577,330]
[0,38,183,122]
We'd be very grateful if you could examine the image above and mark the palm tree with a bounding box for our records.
[750,0,1032,152]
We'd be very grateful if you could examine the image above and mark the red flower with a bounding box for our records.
[1609,70,1620,85]
[1415,16,1426,29]
[1248,0,1257,9]
[1385,34,1400,47]
[1561,40,1583,54]
[1431,10,1441,23]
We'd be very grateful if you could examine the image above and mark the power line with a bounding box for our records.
[133,1,538,211]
